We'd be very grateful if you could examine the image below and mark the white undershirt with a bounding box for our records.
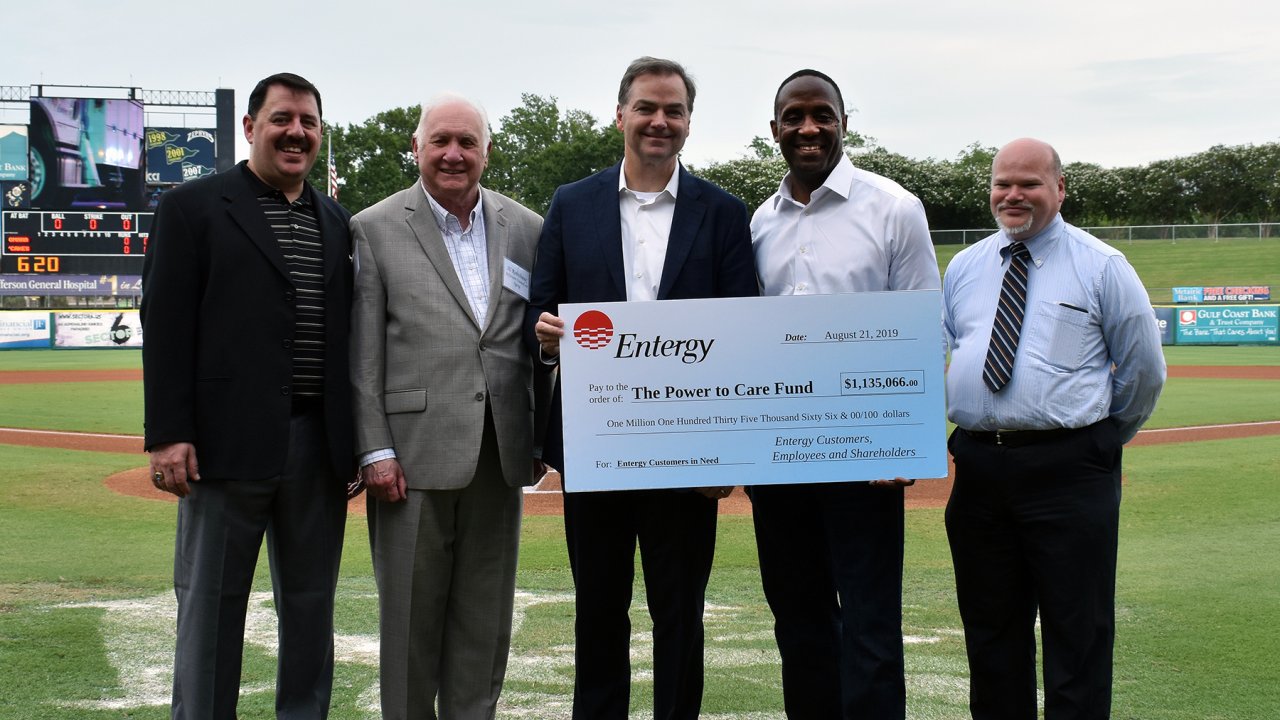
[618,167,679,301]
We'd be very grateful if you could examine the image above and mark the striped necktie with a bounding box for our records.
[983,241,1032,392]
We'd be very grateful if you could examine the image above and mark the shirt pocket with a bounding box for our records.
[1025,301,1092,372]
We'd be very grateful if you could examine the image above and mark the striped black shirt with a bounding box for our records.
[256,184,327,399]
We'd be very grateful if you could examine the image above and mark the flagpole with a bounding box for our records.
[326,133,333,198]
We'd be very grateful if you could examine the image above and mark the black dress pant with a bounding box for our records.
[945,421,1123,720]
[563,487,718,720]
[172,410,348,720]
[750,482,906,719]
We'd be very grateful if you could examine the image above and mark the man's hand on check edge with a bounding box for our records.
[361,458,408,503]
[536,312,565,358]
[869,477,916,487]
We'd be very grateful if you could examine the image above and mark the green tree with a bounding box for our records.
[308,107,421,214]
[1130,158,1193,227]
[310,91,1280,232]
[692,156,787,211]
[1062,162,1129,227]
[746,136,778,160]
[485,94,623,215]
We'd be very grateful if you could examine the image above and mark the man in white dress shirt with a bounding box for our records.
[749,68,941,719]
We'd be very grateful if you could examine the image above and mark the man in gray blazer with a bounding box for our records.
[349,94,544,719]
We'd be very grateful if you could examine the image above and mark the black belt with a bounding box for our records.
[961,424,1089,448]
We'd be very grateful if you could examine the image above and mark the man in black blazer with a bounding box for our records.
[526,57,758,720]
[142,72,354,720]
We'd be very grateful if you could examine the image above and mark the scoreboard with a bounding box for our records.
[1,210,152,275]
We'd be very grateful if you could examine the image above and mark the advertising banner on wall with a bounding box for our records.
[0,126,28,181]
[1173,286,1271,303]
[0,275,142,296]
[53,310,143,348]
[1153,306,1175,345]
[1175,305,1278,345]
[145,127,216,185]
[0,311,52,349]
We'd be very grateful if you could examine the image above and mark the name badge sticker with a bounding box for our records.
[504,258,531,301]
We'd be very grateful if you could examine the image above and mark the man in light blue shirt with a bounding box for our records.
[942,137,1165,719]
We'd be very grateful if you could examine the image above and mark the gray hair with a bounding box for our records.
[413,93,491,151]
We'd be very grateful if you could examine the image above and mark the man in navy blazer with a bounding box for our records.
[142,73,354,719]
[525,57,757,720]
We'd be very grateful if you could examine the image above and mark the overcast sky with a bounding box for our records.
[4,0,1278,171]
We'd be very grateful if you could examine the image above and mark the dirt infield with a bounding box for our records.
[0,369,144,383]
[1166,365,1280,380]
[1,363,1275,514]
[5,419,1278,516]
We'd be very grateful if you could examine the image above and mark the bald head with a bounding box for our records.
[993,138,1061,178]
[989,138,1066,240]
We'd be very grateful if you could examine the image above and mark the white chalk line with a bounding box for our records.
[1136,419,1280,433]
[0,427,143,440]
[46,589,970,718]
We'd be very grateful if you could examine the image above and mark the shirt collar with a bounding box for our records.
[772,153,855,209]
[421,181,484,232]
[241,161,313,206]
[1000,213,1064,264]
[618,163,681,201]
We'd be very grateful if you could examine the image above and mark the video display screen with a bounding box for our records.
[28,97,146,211]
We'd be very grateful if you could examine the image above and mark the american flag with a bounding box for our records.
[327,136,339,200]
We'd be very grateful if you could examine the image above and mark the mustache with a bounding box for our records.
[275,139,311,150]
[998,201,1033,212]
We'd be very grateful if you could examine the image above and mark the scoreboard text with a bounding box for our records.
[1,210,152,275]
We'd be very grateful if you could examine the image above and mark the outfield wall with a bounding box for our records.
[1155,304,1278,346]
[5,306,1277,350]
[0,310,141,349]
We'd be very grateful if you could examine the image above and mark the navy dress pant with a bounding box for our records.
[750,481,907,719]
[563,487,718,720]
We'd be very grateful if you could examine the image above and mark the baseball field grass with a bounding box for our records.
[933,235,1280,304]
[3,347,1277,436]
[0,343,1276,718]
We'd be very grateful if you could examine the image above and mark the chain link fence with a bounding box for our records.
[931,222,1280,245]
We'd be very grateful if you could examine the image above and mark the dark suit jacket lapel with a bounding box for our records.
[658,165,705,300]
[594,164,627,299]
[314,192,349,283]
[403,184,478,327]
[480,187,508,336]
[223,169,292,282]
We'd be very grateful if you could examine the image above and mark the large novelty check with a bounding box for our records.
[556,290,948,492]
